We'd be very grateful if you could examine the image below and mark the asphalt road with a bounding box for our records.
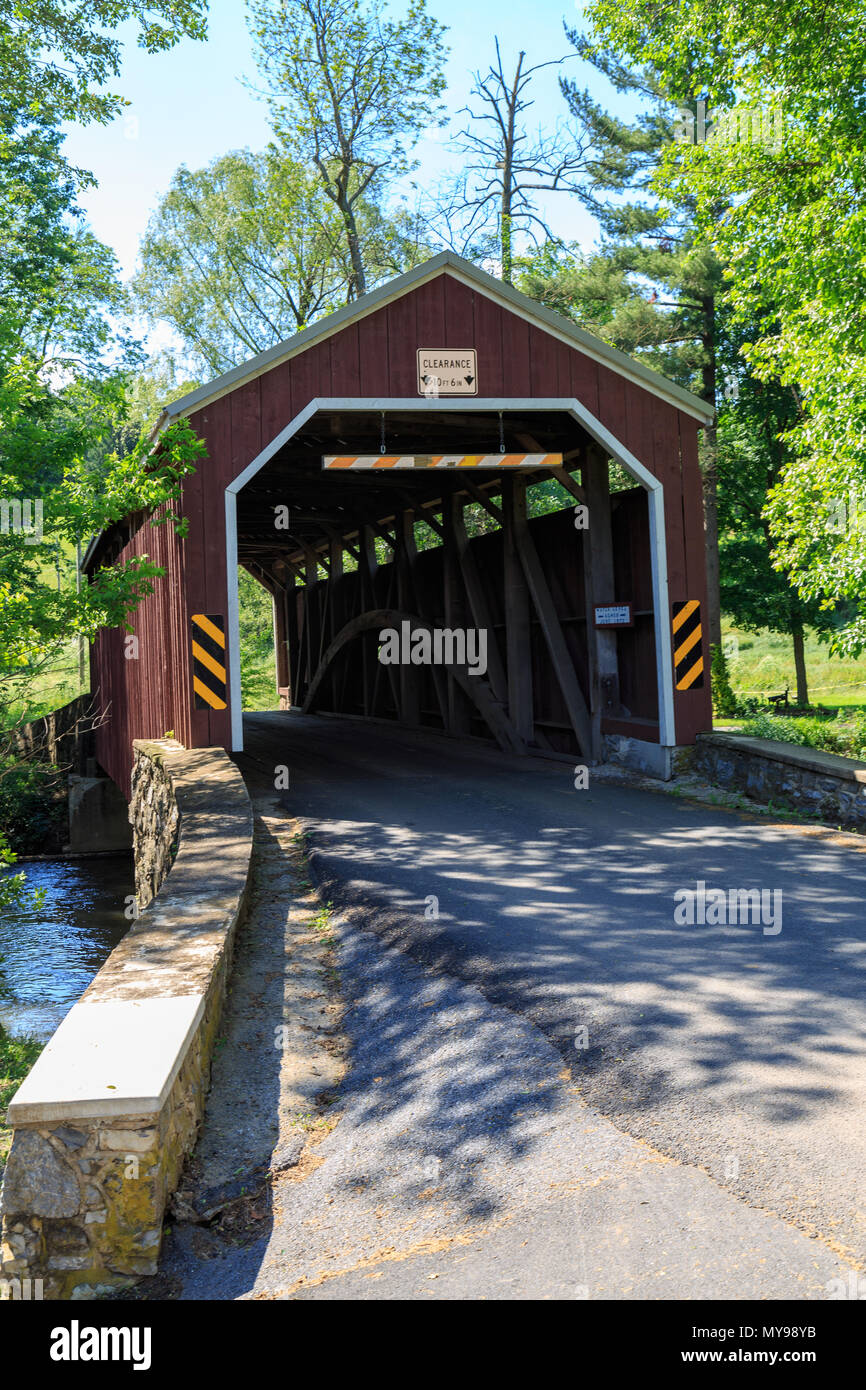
[167,712,866,1299]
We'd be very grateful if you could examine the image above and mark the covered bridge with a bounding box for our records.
[83,252,714,792]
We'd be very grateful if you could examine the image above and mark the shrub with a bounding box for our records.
[0,759,66,855]
[711,643,738,717]
[741,712,812,745]
[741,709,866,760]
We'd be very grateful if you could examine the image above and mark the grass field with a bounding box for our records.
[721,621,866,712]
[5,641,86,725]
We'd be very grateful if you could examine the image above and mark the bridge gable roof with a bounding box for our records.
[157,252,713,430]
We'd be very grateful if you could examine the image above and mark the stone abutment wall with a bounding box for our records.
[0,740,252,1299]
[695,732,866,829]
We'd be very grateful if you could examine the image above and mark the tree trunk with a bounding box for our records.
[500,139,514,283]
[792,623,809,707]
[338,190,366,299]
[499,53,522,284]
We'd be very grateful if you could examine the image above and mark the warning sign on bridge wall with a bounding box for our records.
[417,349,477,396]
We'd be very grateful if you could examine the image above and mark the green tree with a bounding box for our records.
[0,2,209,903]
[715,318,830,707]
[247,0,448,298]
[581,0,866,657]
[134,147,428,375]
[553,37,726,649]
[0,0,207,124]
[0,106,206,722]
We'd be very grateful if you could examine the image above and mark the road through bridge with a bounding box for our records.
[155,712,866,1299]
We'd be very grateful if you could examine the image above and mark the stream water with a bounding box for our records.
[0,855,134,1042]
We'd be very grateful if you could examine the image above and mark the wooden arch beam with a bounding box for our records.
[301,607,526,755]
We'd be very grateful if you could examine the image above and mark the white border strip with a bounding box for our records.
[225,398,677,753]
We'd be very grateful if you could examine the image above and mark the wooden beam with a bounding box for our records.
[286,577,300,708]
[461,477,504,526]
[358,525,378,717]
[550,466,587,505]
[451,501,508,707]
[397,491,445,540]
[442,498,474,737]
[585,448,622,723]
[501,476,535,745]
[510,479,593,758]
[273,586,289,703]
[328,536,345,711]
[581,500,603,763]
[394,511,421,727]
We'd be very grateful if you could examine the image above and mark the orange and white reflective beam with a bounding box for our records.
[322,453,563,469]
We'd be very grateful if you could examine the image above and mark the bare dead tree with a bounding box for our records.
[452,39,601,282]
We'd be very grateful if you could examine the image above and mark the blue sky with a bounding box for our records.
[62,0,618,288]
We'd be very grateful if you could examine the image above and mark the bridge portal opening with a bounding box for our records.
[231,406,662,766]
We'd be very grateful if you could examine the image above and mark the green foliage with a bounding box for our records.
[1,417,205,721]
[0,833,32,914]
[134,147,428,375]
[582,0,866,655]
[0,759,65,856]
[741,709,866,761]
[0,100,209,723]
[710,643,737,718]
[0,1018,43,1167]
[238,569,276,710]
[0,1021,41,1114]
[0,0,207,126]
[248,0,447,296]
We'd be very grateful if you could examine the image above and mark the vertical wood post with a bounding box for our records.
[509,478,593,758]
[443,495,473,736]
[585,447,622,725]
[359,525,378,717]
[273,587,290,706]
[301,552,318,705]
[328,536,344,711]
[395,511,420,726]
[501,476,535,745]
[451,501,508,706]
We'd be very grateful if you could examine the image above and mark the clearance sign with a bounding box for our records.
[417,348,477,395]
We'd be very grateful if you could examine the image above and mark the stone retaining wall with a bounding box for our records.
[0,740,252,1299]
[130,739,182,908]
[695,731,866,829]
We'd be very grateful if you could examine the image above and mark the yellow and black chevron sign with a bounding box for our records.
[672,600,704,690]
[191,613,227,710]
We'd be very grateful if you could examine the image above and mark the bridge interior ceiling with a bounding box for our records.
[234,408,587,570]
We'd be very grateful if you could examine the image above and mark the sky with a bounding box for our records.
[61,0,619,335]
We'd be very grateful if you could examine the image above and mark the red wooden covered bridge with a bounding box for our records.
[83,252,714,792]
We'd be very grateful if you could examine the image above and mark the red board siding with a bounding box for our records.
[90,502,192,792]
[675,414,713,742]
